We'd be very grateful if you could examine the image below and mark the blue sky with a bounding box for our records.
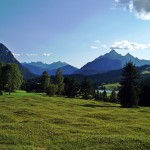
[1,0,150,68]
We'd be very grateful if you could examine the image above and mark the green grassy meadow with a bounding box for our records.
[103,83,120,90]
[0,91,150,150]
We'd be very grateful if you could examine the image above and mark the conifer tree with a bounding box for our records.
[0,62,3,94]
[81,77,93,99]
[110,89,117,103]
[118,62,140,107]
[64,77,80,98]
[139,78,150,106]
[41,71,50,93]
[55,68,64,95]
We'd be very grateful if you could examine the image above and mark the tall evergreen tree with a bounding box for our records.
[110,89,117,103]
[139,78,150,106]
[41,71,50,93]
[94,90,103,101]
[46,84,58,97]
[55,68,64,95]
[64,77,80,98]
[81,77,93,99]
[102,90,108,102]
[1,63,23,95]
[118,62,140,108]
[0,62,3,94]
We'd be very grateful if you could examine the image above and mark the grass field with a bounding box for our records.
[0,91,150,150]
[142,71,150,74]
[103,83,120,90]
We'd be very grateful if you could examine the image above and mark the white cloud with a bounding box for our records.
[110,40,150,51]
[12,53,21,57]
[115,0,150,20]
[135,11,150,20]
[26,53,37,57]
[42,53,52,56]
[91,45,98,49]
[101,45,107,48]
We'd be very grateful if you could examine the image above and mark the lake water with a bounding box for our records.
[98,90,119,93]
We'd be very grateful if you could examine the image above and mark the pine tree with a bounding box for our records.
[41,71,50,93]
[46,84,58,96]
[64,77,80,98]
[94,90,103,101]
[110,89,117,103]
[55,68,64,95]
[81,77,93,99]
[139,78,150,106]
[102,90,108,102]
[0,62,3,95]
[118,62,140,108]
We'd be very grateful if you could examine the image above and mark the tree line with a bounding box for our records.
[0,61,149,107]
[24,62,150,107]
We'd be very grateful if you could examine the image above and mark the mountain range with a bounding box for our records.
[72,65,150,85]
[74,50,150,75]
[22,61,78,75]
[1,43,150,80]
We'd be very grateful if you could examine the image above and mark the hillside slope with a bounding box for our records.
[0,43,36,79]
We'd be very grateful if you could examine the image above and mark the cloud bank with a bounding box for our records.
[12,52,53,57]
[110,40,150,51]
[115,0,150,20]
[42,53,53,57]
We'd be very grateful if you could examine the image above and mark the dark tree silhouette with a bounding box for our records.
[41,71,50,93]
[139,78,150,106]
[55,68,64,95]
[118,62,140,108]
[64,77,80,98]
[81,77,94,99]
[110,89,117,103]
[1,63,23,95]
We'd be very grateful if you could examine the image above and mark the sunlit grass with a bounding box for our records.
[104,82,120,90]
[0,91,150,149]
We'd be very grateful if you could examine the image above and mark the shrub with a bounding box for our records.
[46,84,58,96]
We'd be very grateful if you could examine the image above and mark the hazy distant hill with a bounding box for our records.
[22,61,78,75]
[0,43,36,79]
[74,50,150,75]
[21,63,45,75]
[71,65,150,85]
[22,61,68,70]
[48,65,78,75]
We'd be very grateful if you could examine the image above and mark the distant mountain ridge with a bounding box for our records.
[1,43,150,78]
[0,43,36,79]
[72,65,150,85]
[48,65,78,75]
[74,50,150,75]
[22,61,68,70]
[22,61,78,75]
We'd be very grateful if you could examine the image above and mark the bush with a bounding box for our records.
[46,84,58,96]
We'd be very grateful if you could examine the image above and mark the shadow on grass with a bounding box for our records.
[81,104,120,108]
